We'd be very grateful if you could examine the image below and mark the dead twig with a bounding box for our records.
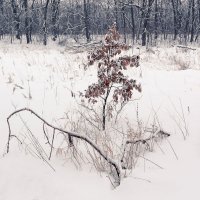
[49,128,55,160]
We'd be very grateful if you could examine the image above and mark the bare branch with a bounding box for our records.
[121,129,170,169]
[6,107,121,184]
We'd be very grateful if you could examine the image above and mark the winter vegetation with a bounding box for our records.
[0,0,200,200]
[0,0,200,45]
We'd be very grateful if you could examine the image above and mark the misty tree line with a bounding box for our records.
[0,0,199,46]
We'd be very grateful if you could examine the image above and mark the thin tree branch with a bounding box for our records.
[6,107,121,184]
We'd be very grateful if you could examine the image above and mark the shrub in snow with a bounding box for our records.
[84,23,141,130]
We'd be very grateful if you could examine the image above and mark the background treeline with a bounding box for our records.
[0,0,199,46]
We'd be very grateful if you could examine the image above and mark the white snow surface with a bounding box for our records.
[0,42,200,200]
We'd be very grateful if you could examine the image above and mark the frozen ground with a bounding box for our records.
[0,42,200,200]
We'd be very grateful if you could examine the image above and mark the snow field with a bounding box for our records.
[0,42,200,199]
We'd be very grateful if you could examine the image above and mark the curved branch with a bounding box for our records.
[6,108,121,184]
[121,129,170,169]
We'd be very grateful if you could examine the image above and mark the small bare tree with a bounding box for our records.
[85,23,141,130]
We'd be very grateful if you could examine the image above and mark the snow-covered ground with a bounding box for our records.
[0,42,200,200]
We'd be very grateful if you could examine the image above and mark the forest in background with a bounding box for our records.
[0,0,199,46]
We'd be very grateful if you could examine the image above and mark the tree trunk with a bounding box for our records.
[130,1,135,44]
[122,5,127,43]
[29,0,35,43]
[184,0,191,42]
[171,0,182,41]
[102,87,110,131]
[0,0,3,13]
[51,0,60,41]
[24,0,30,44]
[195,0,200,41]
[177,2,182,40]
[154,0,158,40]
[83,0,91,43]
[190,0,195,43]
[43,0,50,45]
[0,0,3,38]
[114,0,119,30]
[160,0,166,40]
[141,0,146,45]
[142,0,154,46]
[171,0,178,40]
[11,0,21,39]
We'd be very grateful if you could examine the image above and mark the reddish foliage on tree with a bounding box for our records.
[84,23,141,130]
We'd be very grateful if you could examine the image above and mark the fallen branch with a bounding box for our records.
[65,41,103,53]
[119,1,142,10]
[176,45,196,51]
[6,108,121,184]
[121,129,170,169]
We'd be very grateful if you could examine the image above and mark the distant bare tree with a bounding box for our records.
[11,0,21,39]
[51,0,60,41]
[195,0,200,41]
[83,0,91,42]
[121,4,127,43]
[114,0,119,30]
[141,0,155,46]
[171,0,182,40]
[43,0,50,45]
[0,0,4,38]
[130,0,136,44]
[23,0,31,43]
[154,0,158,40]
[0,0,199,45]
[190,0,195,42]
